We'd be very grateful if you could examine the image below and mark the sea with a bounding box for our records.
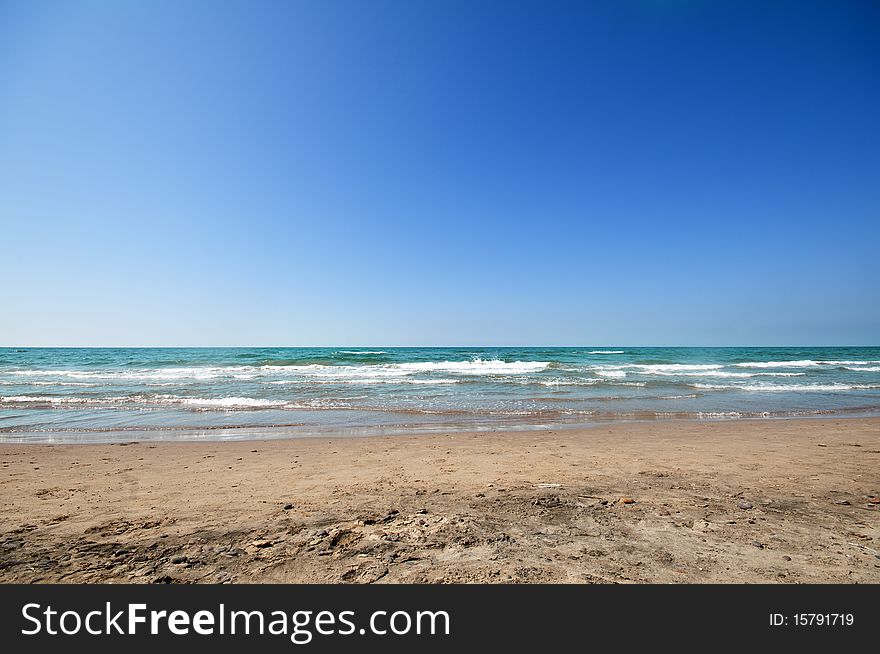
[1,347,879,442]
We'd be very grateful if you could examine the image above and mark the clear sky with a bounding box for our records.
[1,0,878,346]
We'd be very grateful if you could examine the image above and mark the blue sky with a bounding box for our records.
[1,0,878,346]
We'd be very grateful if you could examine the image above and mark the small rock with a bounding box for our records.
[619,497,636,504]
[867,497,880,504]
[475,493,485,498]
[170,555,187,564]
[283,503,294,510]
[751,541,764,549]
[782,555,792,561]
[817,443,827,447]
[738,501,753,510]
[416,508,428,514]
[599,499,609,506]
[251,539,273,549]
[834,500,850,505]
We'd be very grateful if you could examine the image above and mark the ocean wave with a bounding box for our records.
[336,351,387,355]
[2,360,552,385]
[6,366,261,381]
[595,369,626,378]
[267,378,460,386]
[536,378,600,387]
[692,383,880,392]
[590,364,723,375]
[696,411,745,419]
[0,394,293,410]
[638,364,723,372]
[0,395,130,405]
[171,397,287,408]
[628,370,804,378]
[392,359,550,374]
[0,380,98,386]
[588,350,624,354]
[845,366,880,372]
[260,359,550,377]
[735,360,880,369]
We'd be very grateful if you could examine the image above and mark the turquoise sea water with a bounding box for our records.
[1,347,879,441]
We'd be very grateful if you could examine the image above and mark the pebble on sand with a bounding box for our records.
[737,501,753,510]
[619,497,636,504]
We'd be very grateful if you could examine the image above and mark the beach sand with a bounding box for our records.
[1,418,878,583]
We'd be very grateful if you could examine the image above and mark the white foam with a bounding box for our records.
[537,378,599,387]
[337,351,387,355]
[393,359,549,375]
[0,395,129,405]
[692,383,880,392]
[591,364,723,376]
[845,366,880,372]
[7,366,261,381]
[596,369,626,378]
[634,364,724,372]
[735,360,880,369]
[589,350,624,354]
[265,378,459,385]
[173,397,287,408]
[0,380,97,386]
[755,372,807,377]
[0,394,288,409]
[259,359,550,379]
[639,370,804,378]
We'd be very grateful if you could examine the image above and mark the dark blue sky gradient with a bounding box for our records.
[1,1,878,345]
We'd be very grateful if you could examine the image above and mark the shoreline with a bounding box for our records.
[4,410,880,445]
[1,417,878,583]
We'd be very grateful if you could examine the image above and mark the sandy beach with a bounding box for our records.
[1,418,878,584]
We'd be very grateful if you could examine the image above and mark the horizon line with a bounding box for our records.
[3,344,879,349]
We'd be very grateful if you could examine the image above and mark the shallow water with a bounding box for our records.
[2,347,879,441]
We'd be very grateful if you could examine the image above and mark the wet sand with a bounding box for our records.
[1,418,878,583]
